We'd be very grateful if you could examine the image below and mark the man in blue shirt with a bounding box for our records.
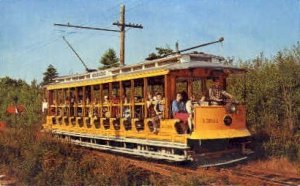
[171,93,185,117]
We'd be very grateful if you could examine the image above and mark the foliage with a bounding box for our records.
[146,45,174,60]
[0,77,42,127]
[41,64,58,86]
[99,48,120,70]
[227,42,300,160]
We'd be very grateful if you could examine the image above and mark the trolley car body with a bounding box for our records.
[43,52,251,166]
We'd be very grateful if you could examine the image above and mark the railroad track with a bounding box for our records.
[223,167,300,186]
[92,149,196,177]
[86,147,300,185]
[107,153,300,186]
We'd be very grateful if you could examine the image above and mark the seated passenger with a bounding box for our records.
[92,107,99,120]
[146,92,153,108]
[134,96,143,103]
[146,92,155,117]
[123,107,131,119]
[77,108,83,117]
[70,97,75,105]
[92,98,98,105]
[65,97,70,105]
[152,93,164,134]
[209,78,234,105]
[122,95,129,104]
[86,97,90,105]
[112,94,119,104]
[103,95,109,104]
[171,93,186,117]
[53,99,57,106]
[111,94,120,117]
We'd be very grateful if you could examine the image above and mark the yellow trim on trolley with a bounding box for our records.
[47,69,169,90]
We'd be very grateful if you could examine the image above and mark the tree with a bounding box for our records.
[42,64,58,86]
[146,46,174,60]
[99,48,120,70]
[0,76,42,127]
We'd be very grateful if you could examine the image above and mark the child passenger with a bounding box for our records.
[152,93,164,134]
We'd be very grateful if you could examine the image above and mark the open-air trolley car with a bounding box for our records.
[43,51,251,166]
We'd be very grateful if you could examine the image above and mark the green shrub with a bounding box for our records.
[228,42,300,161]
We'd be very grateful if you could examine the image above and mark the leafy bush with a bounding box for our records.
[0,77,42,127]
[228,42,300,160]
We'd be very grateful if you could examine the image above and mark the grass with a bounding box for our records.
[0,126,156,185]
[0,125,220,185]
[3,124,298,185]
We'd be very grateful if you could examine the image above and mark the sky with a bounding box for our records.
[0,0,299,83]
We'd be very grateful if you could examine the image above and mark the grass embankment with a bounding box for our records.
[0,126,154,185]
[0,126,220,185]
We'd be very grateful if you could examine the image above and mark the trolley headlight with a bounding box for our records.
[226,102,238,114]
[224,115,232,126]
[229,104,237,113]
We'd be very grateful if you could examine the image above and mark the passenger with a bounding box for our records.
[65,97,70,105]
[70,96,75,105]
[70,96,75,115]
[78,93,83,105]
[78,108,83,117]
[152,92,157,102]
[93,107,99,120]
[111,94,120,117]
[152,93,164,134]
[78,98,83,105]
[88,104,94,118]
[123,94,129,104]
[103,95,109,104]
[53,99,57,106]
[42,98,48,114]
[92,98,98,105]
[186,95,196,132]
[86,106,94,118]
[181,91,189,104]
[123,107,131,119]
[112,94,119,104]
[171,93,185,117]
[86,97,90,105]
[103,108,110,118]
[58,107,63,116]
[134,95,143,103]
[209,78,234,105]
[146,92,155,117]
[146,92,153,108]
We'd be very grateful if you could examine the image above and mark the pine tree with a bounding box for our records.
[99,48,120,70]
[42,64,58,86]
[146,46,174,60]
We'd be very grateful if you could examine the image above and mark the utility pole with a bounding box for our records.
[119,5,125,66]
[54,4,143,67]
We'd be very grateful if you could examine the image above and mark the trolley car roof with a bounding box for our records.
[47,52,244,89]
